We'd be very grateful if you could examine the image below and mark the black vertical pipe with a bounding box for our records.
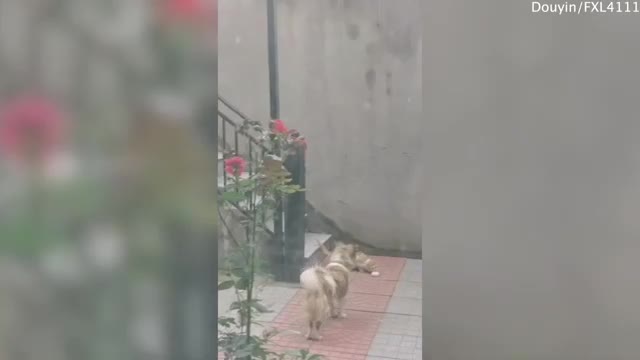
[267,0,285,280]
[272,143,285,281]
[283,148,306,282]
[267,0,280,120]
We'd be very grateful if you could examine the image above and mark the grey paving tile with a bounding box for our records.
[393,281,421,299]
[218,283,297,324]
[367,346,398,359]
[253,285,298,322]
[377,313,422,337]
[387,296,422,316]
[399,259,422,283]
[218,288,235,315]
[257,285,299,309]
[369,334,422,360]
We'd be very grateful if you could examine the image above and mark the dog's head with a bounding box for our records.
[330,242,360,271]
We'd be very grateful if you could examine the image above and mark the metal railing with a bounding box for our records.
[217,96,305,282]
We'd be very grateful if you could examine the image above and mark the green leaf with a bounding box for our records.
[233,346,253,358]
[250,300,272,313]
[218,280,235,291]
[222,191,246,202]
[230,267,247,278]
[235,277,250,290]
[283,349,306,359]
[229,300,246,311]
[307,355,325,360]
[277,184,304,194]
[218,316,236,328]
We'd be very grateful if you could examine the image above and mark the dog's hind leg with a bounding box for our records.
[306,321,323,341]
[336,297,347,318]
[330,297,341,318]
[314,321,324,340]
[305,321,312,339]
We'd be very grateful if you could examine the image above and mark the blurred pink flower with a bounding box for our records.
[160,0,213,23]
[0,95,66,165]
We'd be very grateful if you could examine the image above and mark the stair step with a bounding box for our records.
[304,232,331,259]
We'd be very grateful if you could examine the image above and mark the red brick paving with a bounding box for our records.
[366,256,406,281]
[267,345,368,360]
[344,292,391,313]
[349,274,398,296]
[218,257,407,359]
[267,256,407,359]
[275,291,391,315]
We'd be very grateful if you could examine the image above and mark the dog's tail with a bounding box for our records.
[315,239,332,266]
[317,240,332,256]
[300,266,333,322]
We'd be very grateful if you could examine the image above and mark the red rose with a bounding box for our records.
[0,95,66,165]
[224,156,246,177]
[271,119,288,135]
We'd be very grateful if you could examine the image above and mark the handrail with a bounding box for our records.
[217,96,274,237]
[217,95,306,282]
[219,197,275,237]
[218,110,270,152]
[218,96,255,124]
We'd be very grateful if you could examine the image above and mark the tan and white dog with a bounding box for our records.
[299,242,358,340]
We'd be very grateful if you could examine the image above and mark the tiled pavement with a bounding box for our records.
[367,259,422,360]
[218,257,422,359]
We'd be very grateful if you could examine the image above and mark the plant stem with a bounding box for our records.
[245,185,259,347]
[28,163,45,257]
[242,181,265,360]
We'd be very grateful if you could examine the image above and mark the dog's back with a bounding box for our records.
[299,266,335,339]
[300,266,335,316]
[300,242,359,340]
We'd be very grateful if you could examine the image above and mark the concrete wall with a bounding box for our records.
[425,2,640,360]
[219,0,422,252]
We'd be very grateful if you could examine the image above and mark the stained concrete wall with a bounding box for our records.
[425,2,640,360]
[219,0,422,252]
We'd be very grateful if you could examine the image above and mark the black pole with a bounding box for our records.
[283,148,306,282]
[266,0,286,281]
[267,0,280,120]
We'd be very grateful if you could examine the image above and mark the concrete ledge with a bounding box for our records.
[304,232,331,259]
[303,232,332,267]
